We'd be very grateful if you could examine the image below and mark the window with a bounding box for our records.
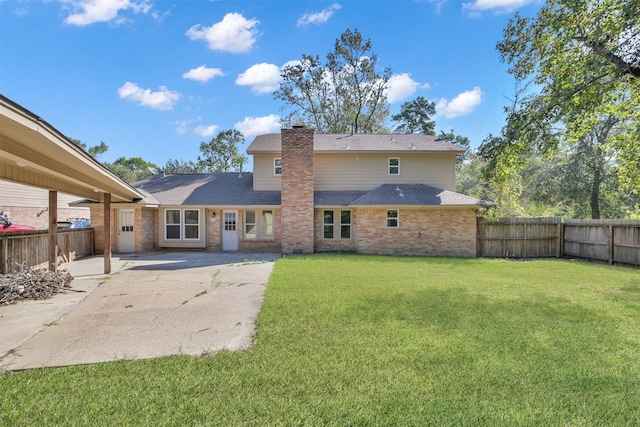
[245,210,257,239]
[165,209,200,240]
[341,210,351,239]
[244,209,274,239]
[166,210,181,239]
[274,158,282,175]
[262,210,274,238]
[388,158,400,175]
[323,210,351,239]
[323,211,334,239]
[184,210,199,239]
[387,209,399,228]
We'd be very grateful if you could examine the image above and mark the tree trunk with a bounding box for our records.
[590,166,601,219]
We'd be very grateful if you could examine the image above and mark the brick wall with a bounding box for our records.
[238,208,283,252]
[207,208,222,251]
[281,125,315,254]
[314,208,357,252]
[0,206,90,230]
[140,208,157,252]
[90,205,155,254]
[89,205,112,254]
[355,207,477,256]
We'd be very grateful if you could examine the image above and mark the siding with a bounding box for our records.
[158,207,206,249]
[0,181,87,208]
[314,152,456,191]
[252,154,282,190]
[0,180,90,228]
[252,152,457,191]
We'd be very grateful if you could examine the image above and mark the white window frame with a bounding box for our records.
[387,209,399,228]
[388,158,400,175]
[165,209,181,240]
[244,209,274,240]
[261,210,274,239]
[340,210,351,239]
[165,209,200,240]
[323,209,351,240]
[245,210,257,239]
[274,158,282,175]
[323,210,334,239]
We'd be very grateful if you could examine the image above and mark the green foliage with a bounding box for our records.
[87,141,108,159]
[275,28,391,133]
[104,157,159,183]
[437,129,472,170]
[391,96,436,135]
[495,0,640,194]
[468,128,640,218]
[2,256,640,425]
[70,139,108,160]
[162,158,207,174]
[197,129,247,173]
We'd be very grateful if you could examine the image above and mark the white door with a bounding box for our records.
[222,211,238,251]
[118,209,135,253]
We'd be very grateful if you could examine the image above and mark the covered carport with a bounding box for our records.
[0,94,144,273]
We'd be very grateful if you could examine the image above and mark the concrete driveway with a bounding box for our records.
[0,251,279,371]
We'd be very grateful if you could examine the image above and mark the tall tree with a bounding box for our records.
[198,129,248,173]
[275,28,391,133]
[495,0,640,193]
[71,139,108,159]
[392,96,436,135]
[163,158,206,174]
[104,157,159,183]
[437,129,471,171]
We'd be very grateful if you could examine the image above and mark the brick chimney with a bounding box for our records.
[281,124,315,254]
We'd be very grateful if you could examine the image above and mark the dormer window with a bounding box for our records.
[274,158,282,175]
[388,158,400,175]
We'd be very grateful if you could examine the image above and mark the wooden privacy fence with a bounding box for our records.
[0,228,94,273]
[478,217,640,267]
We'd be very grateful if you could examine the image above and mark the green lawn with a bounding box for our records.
[2,255,640,426]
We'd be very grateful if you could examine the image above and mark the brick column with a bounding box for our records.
[281,125,315,254]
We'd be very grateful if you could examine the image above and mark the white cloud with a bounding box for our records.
[385,73,430,104]
[61,0,151,26]
[182,65,224,83]
[234,114,281,137]
[117,82,181,111]
[462,0,536,14]
[172,120,191,135]
[186,12,259,54]
[297,3,341,27]
[435,87,483,119]
[194,125,219,137]
[236,63,282,94]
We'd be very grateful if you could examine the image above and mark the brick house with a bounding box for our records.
[85,125,491,256]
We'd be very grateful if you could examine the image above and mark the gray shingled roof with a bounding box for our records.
[314,191,368,206]
[247,133,465,153]
[348,184,492,207]
[131,173,280,206]
[129,175,490,208]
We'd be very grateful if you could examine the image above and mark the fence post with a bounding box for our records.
[609,225,614,265]
[477,217,483,257]
[1,238,7,274]
[557,220,563,259]
[65,233,71,262]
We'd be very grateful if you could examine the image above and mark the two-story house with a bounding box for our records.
[85,125,491,256]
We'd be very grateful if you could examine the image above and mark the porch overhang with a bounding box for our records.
[1,94,144,274]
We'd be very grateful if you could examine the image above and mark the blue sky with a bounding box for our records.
[1,0,542,170]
